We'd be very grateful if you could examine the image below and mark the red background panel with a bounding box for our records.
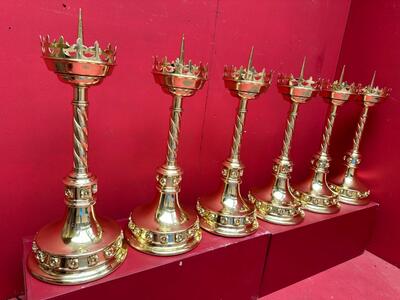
[4,0,400,298]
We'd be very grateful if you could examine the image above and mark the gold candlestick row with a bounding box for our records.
[125,36,207,255]
[330,72,390,205]
[28,10,127,285]
[197,48,272,237]
[249,58,320,225]
[294,66,357,214]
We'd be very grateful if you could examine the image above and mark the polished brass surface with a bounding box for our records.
[330,72,390,205]
[197,48,271,237]
[28,10,127,285]
[249,58,320,225]
[294,66,357,214]
[126,36,207,255]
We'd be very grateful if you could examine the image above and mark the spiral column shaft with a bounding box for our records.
[280,102,299,159]
[166,95,183,167]
[351,105,369,154]
[230,98,248,161]
[320,104,338,155]
[72,86,89,175]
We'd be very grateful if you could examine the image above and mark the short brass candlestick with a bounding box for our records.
[197,48,272,237]
[295,66,357,213]
[125,36,207,255]
[28,10,127,285]
[330,72,390,205]
[249,58,320,225]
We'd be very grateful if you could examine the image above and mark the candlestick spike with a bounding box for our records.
[197,49,272,236]
[179,34,185,63]
[249,59,320,225]
[299,56,306,80]
[126,37,207,255]
[247,46,254,71]
[370,71,376,87]
[78,8,84,43]
[28,11,126,285]
[330,72,390,205]
[339,65,346,84]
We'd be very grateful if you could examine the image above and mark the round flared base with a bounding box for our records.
[196,200,258,237]
[126,206,201,256]
[329,183,370,206]
[249,191,305,226]
[27,218,127,285]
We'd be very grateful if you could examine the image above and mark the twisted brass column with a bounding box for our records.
[126,36,207,255]
[197,48,271,236]
[330,72,390,205]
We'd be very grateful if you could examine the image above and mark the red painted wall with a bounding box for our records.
[333,0,400,268]
[0,1,351,298]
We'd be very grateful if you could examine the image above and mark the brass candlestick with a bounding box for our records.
[294,66,357,213]
[197,48,272,237]
[28,10,127,285]
[330,72,390,205]
[249,58,320,225]
[125,36,207,255]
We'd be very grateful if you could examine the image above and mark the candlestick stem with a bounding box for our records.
[166,95,183,166]
[230,98,248,161]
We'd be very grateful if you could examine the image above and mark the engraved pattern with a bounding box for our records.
[73,101,89,173]
[230,99,248,160]
[280,102,299,158]
[166,96,182,166]
[196,202,257,229]
[128,218,201,246]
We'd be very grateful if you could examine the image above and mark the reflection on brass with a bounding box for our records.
[295,66,357,214]
[27,10,127,285]
[249,58,320,225]
[197,47,272,236]
[330,72,390,205]
[125,36,207,255]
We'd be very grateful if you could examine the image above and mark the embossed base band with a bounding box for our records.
[28,219,127,285]
[125,213,201,256]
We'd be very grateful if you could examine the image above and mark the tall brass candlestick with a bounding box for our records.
[28,10,127,285]
[294,66,357,213]
[125,36,207,255]
[197,48,272,237]
[330,72,390,205]
[249,58,320,225]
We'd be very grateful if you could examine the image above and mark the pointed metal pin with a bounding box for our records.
[179,34,185,63]
[247,46,254,71]
[299,56,306,80]
[78,8,84,43]
[370,71,376,87]
[339,65,346,84]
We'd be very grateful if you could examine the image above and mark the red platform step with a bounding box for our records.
[23,222,270,300]
[23,202,377,300]
[259,202,377,296]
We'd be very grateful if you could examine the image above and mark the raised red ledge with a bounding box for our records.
[23,202,376,299]
[23,221,270,300]
[259,201,378,296]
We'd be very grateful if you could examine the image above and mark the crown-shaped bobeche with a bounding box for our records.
[153,36,207,95]
[224,47,272,98]
[359,72,390,106]
[320,66,358,103]
[40,9,116,84]
[277,58,321,102]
